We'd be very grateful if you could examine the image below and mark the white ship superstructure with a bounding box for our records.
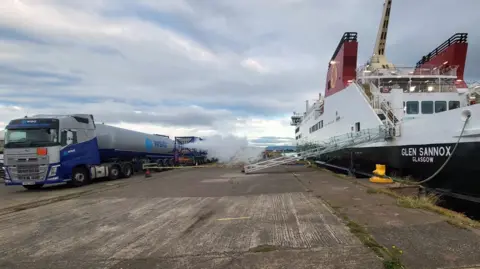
[288,0,480,199]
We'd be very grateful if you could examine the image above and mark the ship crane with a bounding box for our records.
[467,81,480,105]
[366,0,395,71]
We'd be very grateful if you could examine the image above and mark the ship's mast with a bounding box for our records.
[367,0,394,71]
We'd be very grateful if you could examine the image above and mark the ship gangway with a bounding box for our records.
[243,126,391,174]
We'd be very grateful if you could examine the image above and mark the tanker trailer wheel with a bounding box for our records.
[121,163,133,178]
[108,164,121,180]
[155,159,164,172]
[70,167,90,187]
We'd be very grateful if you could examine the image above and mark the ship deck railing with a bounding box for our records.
[356,65,458,80]
[363,82,459,93]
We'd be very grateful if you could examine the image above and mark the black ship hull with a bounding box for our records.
[316,141,480,198]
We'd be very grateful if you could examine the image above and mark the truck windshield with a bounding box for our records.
[4,128,60,148]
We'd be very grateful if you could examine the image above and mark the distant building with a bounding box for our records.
[265,145,296,152]
[263,145,296,159]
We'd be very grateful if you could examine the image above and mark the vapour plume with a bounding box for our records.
[185,135,265,164]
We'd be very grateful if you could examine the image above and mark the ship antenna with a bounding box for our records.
[368,0,395,71]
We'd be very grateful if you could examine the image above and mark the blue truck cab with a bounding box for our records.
[2,114,105,189]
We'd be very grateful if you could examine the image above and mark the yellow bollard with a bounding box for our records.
[369,164,393,184]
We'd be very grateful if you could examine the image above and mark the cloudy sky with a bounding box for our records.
[1,0,479,146]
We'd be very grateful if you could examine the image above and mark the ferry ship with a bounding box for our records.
[291,0,480,199]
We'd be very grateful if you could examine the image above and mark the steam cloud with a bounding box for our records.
[185,135,265,164]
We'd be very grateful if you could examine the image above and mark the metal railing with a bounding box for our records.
[357,65,458,78]
[355,83,401,137]
[329,32,358,65]
[244,126,389,174]
[416,33,468,68]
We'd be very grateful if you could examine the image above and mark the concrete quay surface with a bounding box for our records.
[0,167,381,269]
[293,167,480,269]
[0,166,478,269]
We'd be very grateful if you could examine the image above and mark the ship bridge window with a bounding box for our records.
[309,120,324,133]
[435,101,447,113]
[295,127,300,133]
[406,101,419,114]
[448,101,460,110]
[421,101,433,114]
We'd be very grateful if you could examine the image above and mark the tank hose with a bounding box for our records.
[409,113,471,185]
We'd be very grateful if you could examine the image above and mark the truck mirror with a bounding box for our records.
[66,131,74,145]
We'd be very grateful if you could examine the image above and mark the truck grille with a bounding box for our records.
[15,158,39,164]
[17,165,40,174]
[3,151,50,182]
[9,165,48,181]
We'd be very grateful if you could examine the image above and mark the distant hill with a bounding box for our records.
[265,145,296,151]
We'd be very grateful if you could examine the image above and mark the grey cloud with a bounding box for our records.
[0,100,235,129]
[81,105,234,128]
[0,26,49,45]
[1,54,319,115]
[92,109,224,127]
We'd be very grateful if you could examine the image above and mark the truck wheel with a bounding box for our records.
[132,159,141,172]
[70,167,90,187]
[108,165,121,180]
[23,184,44,190]
[155,159,164,172]
[121,163,133,178]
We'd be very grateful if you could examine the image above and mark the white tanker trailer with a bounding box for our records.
[2,114,209,189]
[96,124,177,164]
